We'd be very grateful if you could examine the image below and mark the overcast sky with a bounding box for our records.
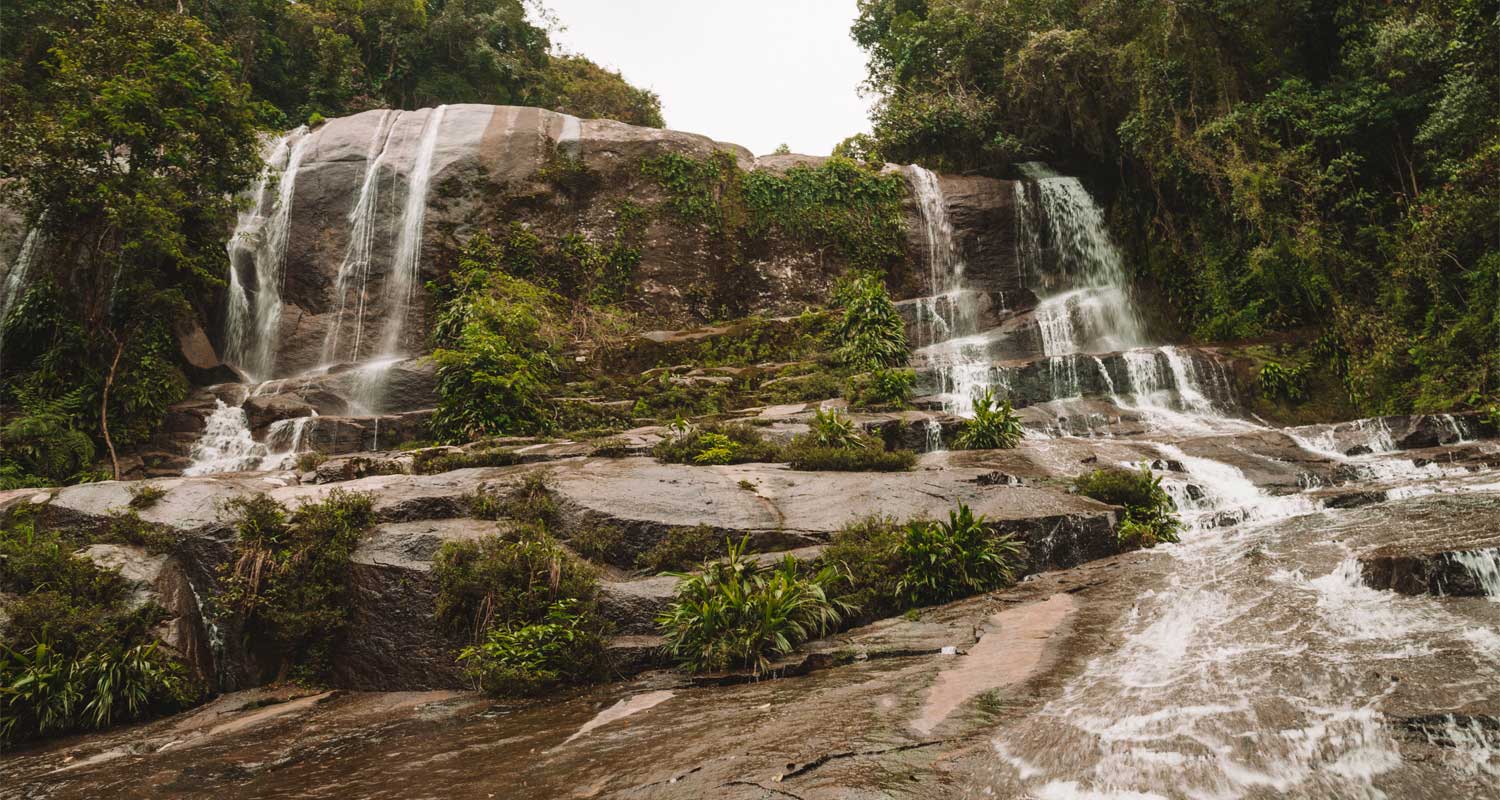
[541,0,872,156]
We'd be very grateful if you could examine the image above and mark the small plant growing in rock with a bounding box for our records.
[657,537,853,675]
[456,599,605,696]
[955,388,1023,450]
[218,490,376,681]
[1257,361,1308,404]
[1072,465,1182,549]
[844,367,914,409]
[807,408,865,449]
[568,525,628,565]
[652,422,779,466]
[466,471,558,525]
[895,504,1025,608]
[127,484,165,510]
[833,271,909,371]
[637,525,728,574]
[295,451,328,473]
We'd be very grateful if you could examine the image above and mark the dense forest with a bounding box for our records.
[0,0,662,485]
[851,0,1498,414]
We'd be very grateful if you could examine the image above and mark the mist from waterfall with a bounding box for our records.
[0,221,46,354]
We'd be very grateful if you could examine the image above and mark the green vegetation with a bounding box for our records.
[456,598,604,696]
[637,525,725,574]
[955,389,1023,450]
[218,490,375,681]
[894,505,1025,607]
[0,513,191,744]
[844,367,915,410]
[822,504,1028,620]
[641,151,908,318]
[784,441,916,472]
[853,0,1499,414]
[433,527,607,694]
[656,537,852,675]
[127,484,166,510]
[833,272,909,371]
[1,1,259,484]
[652,422,781,466]
[1072,466,1182,549]
[1258,362,1309,405]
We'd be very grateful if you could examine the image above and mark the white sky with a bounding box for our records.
[540,0,872,156]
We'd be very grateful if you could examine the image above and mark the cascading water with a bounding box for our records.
[350,105,447,415]
[321,110,401,367]
[223,127,311,382]
[0,221,45,353]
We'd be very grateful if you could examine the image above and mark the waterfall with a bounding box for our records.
[183,400,268,475]
[1449,548,1500,599]
[350,105,447,414]
[223,127,311,382]
[321,110,401,367]
[0,222,45,353]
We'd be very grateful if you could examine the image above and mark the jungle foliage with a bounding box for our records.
[1072,466,1183,549]
[853,0,1499,413]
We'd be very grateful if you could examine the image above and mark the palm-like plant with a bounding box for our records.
[807,407,866,449]
[955,388,1023,449]
[657,537,855,675]
[896,503,1026,607]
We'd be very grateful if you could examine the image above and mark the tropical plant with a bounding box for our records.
[652,423,780,466]
[833,271,909,370]
[783,442,917,472]
[432,530,601,645]
[1258,362,1309,403]
[955,388,1024,449]
[806,407,865,449]
[217,490,375,680]
[1072,466,1183,549]
[845,367,915,409]
[455,599,605,696]
[657,537,854,675]
[895,504,1026,607]
[0,641,188,744]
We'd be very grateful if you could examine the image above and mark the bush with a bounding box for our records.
[218,490,375,681]
[1072,466,1182,549]
[955,388,1023,449]
[414,446,523,475]
[821,515,907,620]
[844,367,914,409]
[1257,361,1308,403]
[0,516,192,744]
[895,504,1025,607]
[567,525,628,565]
[652,422,781,465]
[657,537,853,675]
[464,471,557,525]
[637,525,725,573]
[127,484,165,510]
[456,599,605,696]
[294,451,328,473]
[805,407,864,449]
[783,442,916,472]
[1,641,189,744]
[432,529,602,644]
[833,271,909,371]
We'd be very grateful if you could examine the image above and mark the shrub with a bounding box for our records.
[783,442,917,472]
[432,529,601,643]
[1072,466,1182,549]
[637,525,725,573]
[456,599,605,696]
[0,516,192,744]
[1257,361,1308,403]
[895,504,1025,607]
[218,490,375,681]
[955,388,1023,449]
[568,525,627,565]
[464,471,557,525]
[806,408,864,449]
[414,446,523,475]
[821,515,907,620]
[833,271,909,371]
[127,484,165,510]
[844,367,914,409]
[657,537,853,675]
[652,422,781,465]
[294,451,328,473]
[0,641,189,744]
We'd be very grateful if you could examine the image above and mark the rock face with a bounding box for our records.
[26,453,1121,693]
[217,105,1007,380]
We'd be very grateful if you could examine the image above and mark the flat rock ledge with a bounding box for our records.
[5,456,1122,693]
